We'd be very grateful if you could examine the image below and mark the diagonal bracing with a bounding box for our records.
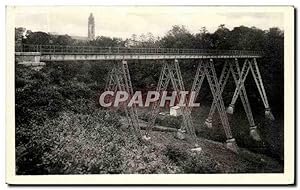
[204,58,261,141]
[146,59,197,140]
[227,58,275,121]
[105,60,141,139]
[190,59,238,152]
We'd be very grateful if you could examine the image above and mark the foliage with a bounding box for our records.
[16,110,122,174]
[15,63,93,127]
[89,36,125,47]
[155,115,182,129]
[164,145,222,173]
[160,25,195,48]
[15,63,180,174]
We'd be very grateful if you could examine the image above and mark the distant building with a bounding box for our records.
[125,39,141,47]
[49,33,88,42]
[71,35,88,41]
[48,13,95,42]
[88,13,95,40]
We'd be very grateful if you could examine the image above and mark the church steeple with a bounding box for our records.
[88,13,95,40]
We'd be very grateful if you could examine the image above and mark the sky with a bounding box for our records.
[13,6,284,39]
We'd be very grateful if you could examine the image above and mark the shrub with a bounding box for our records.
[16,111,124,174]
[155,115,182,129]
[164,144,222,173]
[16,110,181,174]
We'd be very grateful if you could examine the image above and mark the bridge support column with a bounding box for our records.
[227,58,275,121]
[251,58,275,120]
[105,60,141,140]
[230,58,261,141]
[15,52,45,67]
[146,59,197,144]
[204,58,261,141]
[204,60,231,128]
[146,61,170,137]
[227,59,251,114]
[204,59,238,152]
[191,59,237,152]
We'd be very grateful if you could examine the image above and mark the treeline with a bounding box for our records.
[16,25,283,49]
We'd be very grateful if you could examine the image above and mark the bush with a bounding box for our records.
[137,109,182,129]
[16,111,124,174]
[15,64,95,126]
[155,115,182,129]
[164,144,222,173]
[16,110,181,174]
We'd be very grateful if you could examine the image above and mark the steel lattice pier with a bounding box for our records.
[104,57,273,152]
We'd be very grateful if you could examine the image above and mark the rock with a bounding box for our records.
[191,147,202,152]
[265,109,275,120]
[204,118,213,128]
[142,135,151,141]
[250,127,261,141]
[227,104,234,114]
[178,129,186,133]
[226,138,239,153]
[175,131,185,140]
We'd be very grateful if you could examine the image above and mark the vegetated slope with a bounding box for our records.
[17,109,282,174]
[121,116,283,174]
[147,130,283,173]
[15,63,283,174]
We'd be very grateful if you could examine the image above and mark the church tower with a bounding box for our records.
[88,13,95,40]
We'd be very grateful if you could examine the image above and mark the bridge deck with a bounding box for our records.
[19,44,263,61]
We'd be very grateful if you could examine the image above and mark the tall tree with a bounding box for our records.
[24,31,52,45]
[53,35,74,45]
[15,27,26,51]
[160,25,195,48]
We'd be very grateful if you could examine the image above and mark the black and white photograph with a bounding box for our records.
[5,5,295,185]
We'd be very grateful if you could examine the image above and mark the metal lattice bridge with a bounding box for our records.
[16,44,274,152]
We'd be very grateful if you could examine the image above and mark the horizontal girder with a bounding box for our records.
[38,54,261,61]
[19,44,263,61]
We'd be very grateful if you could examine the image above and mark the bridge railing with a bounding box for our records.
[21,44,263,56]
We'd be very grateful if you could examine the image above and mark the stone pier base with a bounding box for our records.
[15,52,45,67]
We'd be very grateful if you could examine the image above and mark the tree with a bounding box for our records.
[226,26,265,50]
[24,31,51,45]
[53,35,74,45]
[160,25,195,48]
[89,36,124,47]
[145,32,159,48]
[200,26,208,34]
[131,34,137,41]
[194,27,213,49]
[15,27,26,51]
[211,24,231,49]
